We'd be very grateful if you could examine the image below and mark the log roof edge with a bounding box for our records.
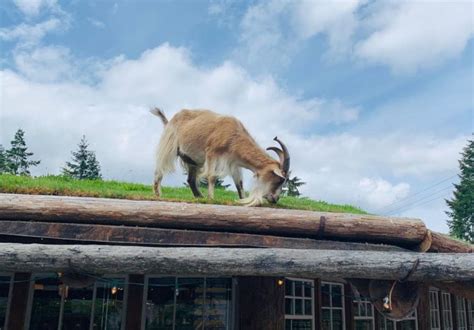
[0,193,472,253]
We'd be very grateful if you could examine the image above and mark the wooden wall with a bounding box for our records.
[236,276,285,330]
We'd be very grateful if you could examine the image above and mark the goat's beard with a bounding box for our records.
[237,178,268,207]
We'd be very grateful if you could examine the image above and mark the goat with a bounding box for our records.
[150,108,290,206]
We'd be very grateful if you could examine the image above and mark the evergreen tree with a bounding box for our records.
[5,129,40,175]
[283,172,306,197]
[63,136,102,180]
[446,137,474,243]
[0,145,7,174]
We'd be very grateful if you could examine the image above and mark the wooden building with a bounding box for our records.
[0,193,473,330]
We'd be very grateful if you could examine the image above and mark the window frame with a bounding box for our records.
[25,273,128,330]
[321,281,345,330]
[429,289,441,330]
[141,275,235,330]
[353,297,375,330]
[456,296,468,330]
[440,291,453,330]
[284,277,315,330]
[0,272,13,329]
[468,299,474,330]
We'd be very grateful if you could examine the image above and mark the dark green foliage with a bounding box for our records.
[4,129,40,175]
[62,136,102,180]
[0,145,6,174]
[283,172,306,197]
[199,177,230,189]
[446,137,474,243]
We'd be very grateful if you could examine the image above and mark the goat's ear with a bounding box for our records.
[273,168,286,180]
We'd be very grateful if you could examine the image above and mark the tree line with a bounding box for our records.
[0,129,101,180]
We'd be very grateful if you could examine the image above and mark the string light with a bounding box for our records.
[111,286,118,295]
[277,279,284,286]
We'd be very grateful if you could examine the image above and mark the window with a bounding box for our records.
[321,282,344,330]
[285,278,314,330]
[144,277,233,330]
[0,275,12,330]
[429,289,441,330]
[28,274,126,330]
[353,297,374,330]
[456,296,467,330]
[468,300,474,330]
[378,311,418,330]
[441,292,453,330]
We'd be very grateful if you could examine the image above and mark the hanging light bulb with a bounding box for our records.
[277,279,284,286]
[111,286,118,295]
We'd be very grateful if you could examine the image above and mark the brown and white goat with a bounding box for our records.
[151,108,290,206]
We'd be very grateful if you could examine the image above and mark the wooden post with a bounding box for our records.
[344,283,354,330]
[5,272,31,330]
[313,278,322,330]
[451,293,458,330]
[124,274,145,330]
[416,284,430,330]
[237,276,284,330]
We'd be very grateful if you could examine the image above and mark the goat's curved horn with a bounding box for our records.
[273,136,290,174]
[266,147,284,165]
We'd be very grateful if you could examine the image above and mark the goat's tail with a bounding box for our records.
[150,107,169,125]
[153,108,177,178]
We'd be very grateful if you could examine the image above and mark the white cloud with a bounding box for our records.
[0,18,63,46]
[13,46,75,82]
[355,1,474,73]
[88,18,105,29]
[235,0,474,73]
[13,0,58,17]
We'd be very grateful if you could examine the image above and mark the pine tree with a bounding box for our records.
[0,145,7,174]
[446,137,474,243]
[63,136,102,180]
[283,172,306,197]
[5,129,40,175]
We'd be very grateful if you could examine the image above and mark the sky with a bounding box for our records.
[0,0,472,233]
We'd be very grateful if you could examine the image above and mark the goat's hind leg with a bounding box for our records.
[232,168,244,199]
[187,166,203,198]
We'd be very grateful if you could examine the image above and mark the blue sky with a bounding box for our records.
[0,0,473,233]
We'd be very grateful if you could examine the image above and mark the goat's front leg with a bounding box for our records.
[187,166,203,198]
[207,176,217,199]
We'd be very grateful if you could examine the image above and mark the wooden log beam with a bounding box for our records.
[0,193,427,246]
[0,220,406,251]
[0,244,472,281]
[429,231,473,253]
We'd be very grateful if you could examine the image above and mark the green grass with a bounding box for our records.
[0,174,366,214]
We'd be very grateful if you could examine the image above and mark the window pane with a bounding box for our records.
[290,319,312,330]
[295,281,303,297]
[304,282,311,298]
[332,309,344,330]
[92,279,125,330]
[145,277,175,330]
[174,278,204,330]
[286,319,292,330]
[399,320,417,330]
[322,309,331,330]
[0,276,10,329]
[355,319,373,330]
[285,298,293,315]
[61,286,94,329]
[285,280,293,296]
[304,299,312,316]
[204,278,232,330]
[295,299,303,315]
[332,285,343,307]
[322,284,330,307]
[29,277,61,330]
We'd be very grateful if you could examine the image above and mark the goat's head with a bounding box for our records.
[241,137,290,206]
